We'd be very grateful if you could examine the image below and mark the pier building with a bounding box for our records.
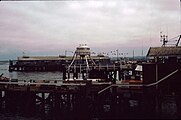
[9,54,110,72]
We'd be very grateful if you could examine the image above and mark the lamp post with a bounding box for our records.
[116,49,119,61]
[110,49,119,61]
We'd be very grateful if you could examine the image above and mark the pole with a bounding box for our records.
[116,49,118,61]
[156,63,158,89]
[65,50,67,56]
[79,64,81,79]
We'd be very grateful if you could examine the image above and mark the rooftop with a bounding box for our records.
[147,46,181,57]
[17,55,110,61]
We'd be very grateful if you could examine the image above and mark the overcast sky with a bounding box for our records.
[0,0,181,60]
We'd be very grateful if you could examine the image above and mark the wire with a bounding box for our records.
[169,35,179,40]
[166,35,180,43]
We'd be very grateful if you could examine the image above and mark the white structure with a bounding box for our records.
[75,44,91,57]
[68,44,96,79]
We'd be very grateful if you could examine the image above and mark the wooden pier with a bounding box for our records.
[9,60,65,72]
[4,53,181,119]
[0,72,181,119]
[0,80,149,119]
[8,54,111,72]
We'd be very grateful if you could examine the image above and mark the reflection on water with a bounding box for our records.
[15,72,63,81]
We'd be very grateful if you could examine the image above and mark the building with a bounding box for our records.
[9,55,110,72]
[147,46,181,63]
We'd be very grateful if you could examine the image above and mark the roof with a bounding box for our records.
[17,56,68,61]
[17,55,110,61]
[147,46,181,57]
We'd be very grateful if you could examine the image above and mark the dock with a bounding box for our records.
[0,79,154,119]
[3,44,181,119]
[1,65,181,119]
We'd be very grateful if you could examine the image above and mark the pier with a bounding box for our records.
[1,61,181,119]
[0,80,180,119]
[3,44,181,119]
[8,54,110,72]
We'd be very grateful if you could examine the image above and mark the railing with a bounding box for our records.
[98,69,179,94]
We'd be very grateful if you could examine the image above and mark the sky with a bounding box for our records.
[0,0,181,60]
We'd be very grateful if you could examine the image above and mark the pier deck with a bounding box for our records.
[0,77,181,119]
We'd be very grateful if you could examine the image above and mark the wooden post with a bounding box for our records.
[111,85,117,119]
[25,91,36,115]
[63,66,67,80]
[68,71,70,80]
[41,92,45,118]
[114,70,117,81]
[67,93,71,112]
[105,67,108,80]
[54,93,61,119]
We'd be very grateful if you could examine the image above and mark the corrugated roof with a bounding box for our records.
[147,46,181,57]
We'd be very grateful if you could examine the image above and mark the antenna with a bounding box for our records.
[133,50,134,60]
[160,31,168,47]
